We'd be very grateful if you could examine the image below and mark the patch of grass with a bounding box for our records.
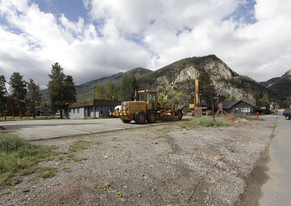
[156,126,173,133]
[37,167,57,179]
[73,157,87,162]
[68,140,90,153]
[62,167,70,172]
[183,117,232,128]
[0,133,57,186]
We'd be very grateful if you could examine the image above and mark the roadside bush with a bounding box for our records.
[0,132,55,186]
[183,117,231,128]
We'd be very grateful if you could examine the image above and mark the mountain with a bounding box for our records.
[41,55,281,103]
[136,55,279,102]
[261,70,291,100]
[76,67,152,101]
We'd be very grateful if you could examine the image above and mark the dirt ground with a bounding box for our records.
[0,117,276,206]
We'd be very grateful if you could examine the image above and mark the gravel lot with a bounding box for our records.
[0,117,276,206]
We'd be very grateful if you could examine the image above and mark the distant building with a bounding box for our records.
[215,100,256,114]
[64,100,121,119]
[36,106,54,116]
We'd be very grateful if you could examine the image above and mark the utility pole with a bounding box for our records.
[93,86,96,100]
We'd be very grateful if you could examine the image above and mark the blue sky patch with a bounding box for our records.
[32,0,88,22]
[224,0,257,25]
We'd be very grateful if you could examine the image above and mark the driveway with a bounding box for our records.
[0,118,151,141]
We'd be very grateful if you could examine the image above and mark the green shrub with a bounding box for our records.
[183,117,231,128]
[0,132,56,186]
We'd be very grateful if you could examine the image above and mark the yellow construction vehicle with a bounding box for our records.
[110,90,183,124]
[189,79,207,117]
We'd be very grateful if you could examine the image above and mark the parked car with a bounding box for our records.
[283,108,291,120]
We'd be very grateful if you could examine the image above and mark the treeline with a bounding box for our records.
[94,75,138,101]
[0,63,76,119]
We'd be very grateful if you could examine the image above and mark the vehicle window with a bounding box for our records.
[140,92,147,101]
[149,93,156,103]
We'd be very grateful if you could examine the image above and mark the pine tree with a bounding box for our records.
[9,72,27,118]
[64,75,76,104]
[0,75,8,118]
[119,75,139,101]
[26,79,41,119]
[48,63,76,119]
[198,71,216,109]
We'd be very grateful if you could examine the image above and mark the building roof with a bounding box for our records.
[68,100,121,108]
[215,99,256,110]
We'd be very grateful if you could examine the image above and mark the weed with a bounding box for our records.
[37,167,57,179]
[73,158,87,162]
[0,133,57,186]
[156,126,173,133]
[94,183,123,198]
[62,167,70,172]
[69,140,90,153]
[156,135,166,139]
[183,117,232,128]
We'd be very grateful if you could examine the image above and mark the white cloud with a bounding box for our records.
[0,0,291,90]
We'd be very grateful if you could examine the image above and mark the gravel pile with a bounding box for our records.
[0,118,276,205]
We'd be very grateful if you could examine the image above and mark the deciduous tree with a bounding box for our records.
[94,82,105,100]
[104,80,117,101]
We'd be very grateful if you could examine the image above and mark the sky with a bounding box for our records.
[0,0,291,88]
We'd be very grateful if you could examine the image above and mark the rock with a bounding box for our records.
[120,198,127,203]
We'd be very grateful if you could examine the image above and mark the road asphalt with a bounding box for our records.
[0,117,192,141]
[0,118,151,141]
[259,113,291,206]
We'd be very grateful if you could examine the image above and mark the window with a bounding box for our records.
[139,92,147,101]
[149,93,156,103]
[240,108,250,113]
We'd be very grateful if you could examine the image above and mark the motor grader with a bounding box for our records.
[110,90,183,124]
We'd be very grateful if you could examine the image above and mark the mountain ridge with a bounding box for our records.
[41,55,288,103]
[261,69,291,100]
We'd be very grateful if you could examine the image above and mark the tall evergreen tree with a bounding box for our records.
[26,79,41,119]
[198,71,216,109]
[64,75,76,104]
[119,75,139,101]
[9,72,27,118]
[0,75,8,118]
[48,63,76,119]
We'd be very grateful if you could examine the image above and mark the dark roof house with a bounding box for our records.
[36,106,54,116]
[215,100,256,114]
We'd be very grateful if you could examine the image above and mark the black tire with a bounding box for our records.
[135,111,146,124]
[122,120,131,123]
[286,116,290,120]
[147,111,157,123]
[175,109,183,120]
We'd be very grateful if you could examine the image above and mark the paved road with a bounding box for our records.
[259,113,291,206]
[0,118,152,141]
[1,117,191,141]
